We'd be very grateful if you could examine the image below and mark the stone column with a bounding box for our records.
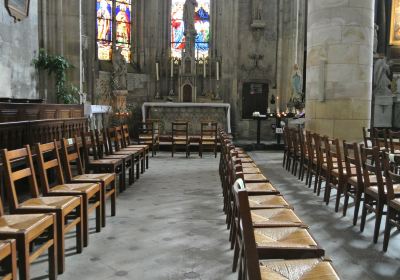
[305,0,374,141]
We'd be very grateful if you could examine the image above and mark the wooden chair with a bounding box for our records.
[94,129,134,186]
[232,179,331,280]
[172,121,190,158]
[199,122,218,158]
[342,141,364,225]
[298,129,309,181]
[107,127,145,179]
[373,128,389,152]
[0,240,17,280]
[382,153,400,252]
[360,146,387,243]
[35,141,102,247]
[80,131,125,193]
[137,121,159,157]
[1,146,83,274]
[0,209,57,280]
[289,129,301,176]
[120,125,149,171]
[362,127,373,148]
[305,131,318,189]
[388,130,400,154]
[313,134,329,196]
[62,136,117,227]
[323,138,345,212]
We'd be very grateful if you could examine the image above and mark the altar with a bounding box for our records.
[142,102,231,134]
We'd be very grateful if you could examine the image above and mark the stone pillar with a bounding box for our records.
[305,0,374,141]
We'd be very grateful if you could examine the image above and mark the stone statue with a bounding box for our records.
[254,0,263,20]
[291,64,303,102]
[374,24,379,54]
[112,48,127,90]
[183,0,198,34]
[373,57,392,96]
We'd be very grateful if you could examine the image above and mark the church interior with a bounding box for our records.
[0,0,400,279]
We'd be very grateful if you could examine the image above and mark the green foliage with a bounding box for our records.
[33,49,79,104]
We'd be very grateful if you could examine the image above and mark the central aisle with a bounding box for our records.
[32,152,235,280]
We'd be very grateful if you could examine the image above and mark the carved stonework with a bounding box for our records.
[113,90,128,113]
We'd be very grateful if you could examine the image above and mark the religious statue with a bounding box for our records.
[373,56,392,96]
[254,0,263,20]
[291,64,303,102]
[112,48,128,90]
[374,24,379,54]
[183,0,198,34]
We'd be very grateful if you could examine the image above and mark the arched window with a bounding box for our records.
[97,0,132,62]
[171,0,210,59]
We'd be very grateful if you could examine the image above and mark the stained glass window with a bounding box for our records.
[171,0,210,58]
[96,0,132,62]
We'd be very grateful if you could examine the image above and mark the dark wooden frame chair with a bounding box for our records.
[232,179,330,280]
[382,153,400,252]
[199,122,218,158]
[137,121,159,157]
[388,130,400,154]
[120,125,149,171]
[1,146,83,274]
[62,136,117,227]
[172,121,190,158]
[0,240,17,280]
[342,141,364,225]
[305,131,318,189]
[35,141,102,247]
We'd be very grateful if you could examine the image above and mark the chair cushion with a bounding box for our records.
[0,214,52,233]
[20,196,80,209]
[248,195,290,209]
[251,208,303,227]
[254,227,317,248]
[260,258,339,280]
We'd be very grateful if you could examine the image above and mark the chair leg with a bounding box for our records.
[76,206,84,253]
[373,201,384,243]
[334,178,343,212]
[111,181,117,217]
[343,184,351,217]
[96,192,102,233]
[383,207,394,252]
[82,197,89,247]
[48,223,58,280]
[232,238,239,272]
[57,217,66,274]
[17,238,30,280]
[353,190,363,226]
[360,197,369,232]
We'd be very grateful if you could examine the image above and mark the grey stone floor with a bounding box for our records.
[30,151,400,279]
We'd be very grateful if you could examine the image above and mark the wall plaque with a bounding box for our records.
[6,0,30,21]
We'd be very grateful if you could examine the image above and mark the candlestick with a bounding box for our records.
[170,59,174,78]
[216,61,219,81]
[203,56,206,78]
[156,62,159,81]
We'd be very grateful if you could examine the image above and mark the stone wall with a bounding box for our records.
[0,0,39,99]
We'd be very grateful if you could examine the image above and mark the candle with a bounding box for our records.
[203,56,206,78]
[156,62,159,81]
[216,61,219,81]
[276,96,280,112]
[170,59,174,78]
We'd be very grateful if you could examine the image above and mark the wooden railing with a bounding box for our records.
[0,118,88,150]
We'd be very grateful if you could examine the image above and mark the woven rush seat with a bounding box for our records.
[367,184,400,196]
[246,182,278,194]
[243,173,268,182]
[49,183,100,193]
[248,195,290,209]
[239,157,254,163]
[0,214,52,232]
[254,227,317,248]
[242,162,257,168]
[390,198,400,211]
[72,173,115,184]
[259,258,340,280]
[89,158,122,164]
[237,154,250,158]
[20,196,80,209]
[251,208,304,227]
[242,167,262,174]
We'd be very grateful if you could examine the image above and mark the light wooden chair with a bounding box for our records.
[120,125,149,171]
[199,122,218,158]
[172,121,190,158]
[1,146,83,274]
[137,121,160,157]
[61,137,117,227]
[35,141,102,247]
[0,240,17,280]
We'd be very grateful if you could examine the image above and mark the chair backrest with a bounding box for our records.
[325,138,344,177]
[200,122,217,140]
[172,122,189,140]
[360,146,385,197]
[382,152,400,201]
[298,129,307,157]
[290,129,301,156]
[60,137,85,180]
[1,146,40,212]
[373,128,388,151]
[388,130,400,153]
[35,141,67,193]
[232,178,262,280]
[305,131,315,163]
[137,122,155,144]
[121,124,132,147]
[342,141,363,182]
[94,129,111,158]
[107,127,120,153]
[81,131,100,165]
[362,127,372,148]
[115,126,127,149]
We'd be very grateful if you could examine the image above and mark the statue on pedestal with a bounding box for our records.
[112,48,127,90]
[373,57,392,96]
[183,0,198,56]
[253,0,263,20]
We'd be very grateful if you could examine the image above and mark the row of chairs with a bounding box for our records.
[283,127,400,252]
[0,124,149,279]
[218,129,340,280]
